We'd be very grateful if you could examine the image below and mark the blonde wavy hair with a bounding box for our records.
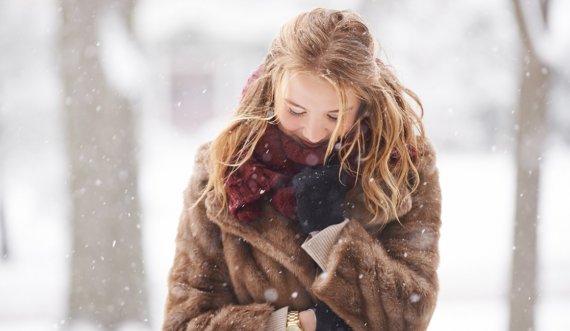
[195,8,427,225]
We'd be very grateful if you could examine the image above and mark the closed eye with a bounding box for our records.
[288,107,305,116]
[287,107,338,122]
[288,107,338,122]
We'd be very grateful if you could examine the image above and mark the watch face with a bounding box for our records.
[285,326,302,331]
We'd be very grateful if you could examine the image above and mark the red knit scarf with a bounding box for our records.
[224,123,358,222]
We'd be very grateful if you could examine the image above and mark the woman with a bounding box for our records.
[163,8,441,331]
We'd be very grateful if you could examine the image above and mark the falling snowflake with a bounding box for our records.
[410,293,421,303]
[264,288,279,303]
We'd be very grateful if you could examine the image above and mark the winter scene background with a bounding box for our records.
[1,0,569,330]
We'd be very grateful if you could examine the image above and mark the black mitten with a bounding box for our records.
[292,164,349,234]
[312,302,352,331]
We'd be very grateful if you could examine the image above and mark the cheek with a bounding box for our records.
[276,108,301,132]
[342,112,358,132]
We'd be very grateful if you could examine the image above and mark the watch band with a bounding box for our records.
[286,310,303,331]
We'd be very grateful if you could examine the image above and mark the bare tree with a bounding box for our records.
[59,0,149,329]
[0,170,7,260]
[0,2,9,263]
[0,118,6,260]
[509,1,554,330]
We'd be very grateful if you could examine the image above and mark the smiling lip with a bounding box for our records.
[300,139,326,148]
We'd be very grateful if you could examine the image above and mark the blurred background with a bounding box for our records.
[0,0,569,330]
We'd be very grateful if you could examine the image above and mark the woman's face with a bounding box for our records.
[274,71,360,147]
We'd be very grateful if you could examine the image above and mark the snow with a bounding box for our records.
[1,0,570,330]
[2,124,569,330]
[264,288,279,303]
[428,146,570,331]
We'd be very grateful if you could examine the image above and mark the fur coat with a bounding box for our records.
[162,139,442,331]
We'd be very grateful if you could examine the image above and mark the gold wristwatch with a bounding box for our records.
[286,310,303,331]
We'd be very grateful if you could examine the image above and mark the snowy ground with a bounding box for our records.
[1,0,569,329]
[1,112,569,330]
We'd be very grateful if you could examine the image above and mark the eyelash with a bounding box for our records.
[287,107,303,117]
[287,107,338,121]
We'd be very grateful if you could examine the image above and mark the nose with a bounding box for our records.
[302,118,328,144]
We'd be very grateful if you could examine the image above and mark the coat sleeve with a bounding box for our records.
[303,141,442,331]
[162,144,281,331]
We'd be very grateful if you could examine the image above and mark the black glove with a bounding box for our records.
[292,164,349,234]
[312,301,352,331]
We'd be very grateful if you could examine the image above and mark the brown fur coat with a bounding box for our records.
[162,139,442,331]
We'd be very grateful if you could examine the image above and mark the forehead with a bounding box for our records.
[280,71,357,111]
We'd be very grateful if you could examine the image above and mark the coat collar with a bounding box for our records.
[204,190,318,290]
[197,139,414,290]
[203,177,412,289]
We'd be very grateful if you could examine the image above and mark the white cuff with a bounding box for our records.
[263,306,288,331]
[301,219,350,272]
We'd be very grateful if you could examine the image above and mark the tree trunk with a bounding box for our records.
[509,1,550,331]
[0,190,7,260]
[59,0,149,329]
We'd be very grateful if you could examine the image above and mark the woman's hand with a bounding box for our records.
[299,309,317,331]
[292,164,350,234]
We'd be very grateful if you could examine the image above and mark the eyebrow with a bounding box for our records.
[285,98,353,113]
